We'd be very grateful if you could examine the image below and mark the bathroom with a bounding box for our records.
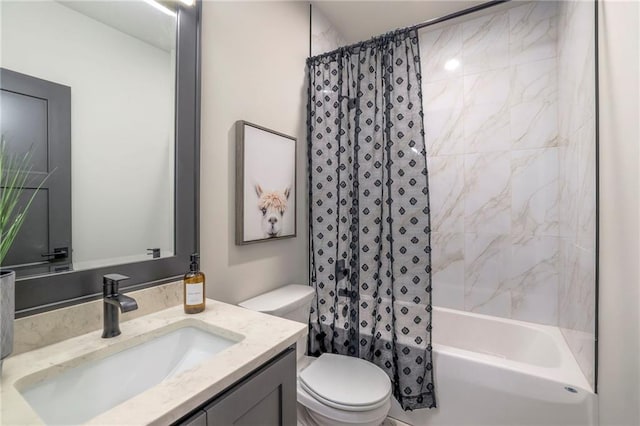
[0,0,637,425]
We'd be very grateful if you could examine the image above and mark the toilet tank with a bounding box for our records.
[238,284,315,323]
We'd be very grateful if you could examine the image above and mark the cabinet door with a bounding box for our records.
[178,410,207,426]
[205,349,296,426]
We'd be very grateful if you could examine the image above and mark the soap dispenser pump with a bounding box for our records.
[184,253,205,314]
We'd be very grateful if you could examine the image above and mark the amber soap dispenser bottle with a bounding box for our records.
[184,253,205,314]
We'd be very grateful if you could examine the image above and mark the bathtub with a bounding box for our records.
[388,307,597,426]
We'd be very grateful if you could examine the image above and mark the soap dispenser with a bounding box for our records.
[184,253,205,314]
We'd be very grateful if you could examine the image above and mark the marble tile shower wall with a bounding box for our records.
[421,1,564,325]
[421,1,596,387]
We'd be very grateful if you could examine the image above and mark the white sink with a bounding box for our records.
[19,325,239,425]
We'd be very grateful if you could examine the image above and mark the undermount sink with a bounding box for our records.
[18,324,240,425]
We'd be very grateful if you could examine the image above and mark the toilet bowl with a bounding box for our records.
[296,354,391,426]
[239,285,392,426]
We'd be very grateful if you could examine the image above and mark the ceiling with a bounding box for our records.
[58,0,176,52]
[311,0,488,44]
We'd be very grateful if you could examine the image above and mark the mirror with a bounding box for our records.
[1,0,179,278]
[1,0,199,316]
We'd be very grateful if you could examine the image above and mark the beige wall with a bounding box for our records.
[598,0,640,425]
[199,2,309,304]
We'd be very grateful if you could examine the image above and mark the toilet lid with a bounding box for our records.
[299,354,391,409]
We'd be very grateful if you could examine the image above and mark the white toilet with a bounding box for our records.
[239,284,392,426]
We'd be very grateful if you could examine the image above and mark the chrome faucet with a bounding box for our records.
[102,274,138,338]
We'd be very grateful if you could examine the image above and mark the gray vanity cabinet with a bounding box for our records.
[175,347,297,426]
[180,411,207,426]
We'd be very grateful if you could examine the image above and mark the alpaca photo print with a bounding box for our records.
[236,121,296,244]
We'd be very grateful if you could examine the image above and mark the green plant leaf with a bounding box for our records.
[0,137,52,266]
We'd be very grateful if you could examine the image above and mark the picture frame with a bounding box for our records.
[235,120,297,245]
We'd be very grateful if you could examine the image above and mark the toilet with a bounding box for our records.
[239,284,392,426]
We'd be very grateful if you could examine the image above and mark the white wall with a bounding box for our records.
[1,0,175,268]
[199,1,309,304]
[598,1,640,424]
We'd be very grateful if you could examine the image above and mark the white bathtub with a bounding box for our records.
[388,307,597,426]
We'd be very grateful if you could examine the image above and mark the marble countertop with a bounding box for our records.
[1,299,307,425]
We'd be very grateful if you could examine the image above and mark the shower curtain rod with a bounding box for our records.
[407,0,510,32]
[308,0,511,61]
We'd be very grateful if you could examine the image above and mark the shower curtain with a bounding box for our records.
[307,29,435,410]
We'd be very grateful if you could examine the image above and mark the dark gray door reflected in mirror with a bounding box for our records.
[0,68,72,278]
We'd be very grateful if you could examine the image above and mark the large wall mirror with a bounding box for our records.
[0,0,200,315]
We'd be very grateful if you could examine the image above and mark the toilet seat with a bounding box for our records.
[298,353,392,412]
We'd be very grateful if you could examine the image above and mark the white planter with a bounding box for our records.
[0,270,15,363]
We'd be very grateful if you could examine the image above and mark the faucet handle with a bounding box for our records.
[103,274,130,297]
[103,274,130,285]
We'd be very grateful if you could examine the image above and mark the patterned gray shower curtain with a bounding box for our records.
[307,29,435,410]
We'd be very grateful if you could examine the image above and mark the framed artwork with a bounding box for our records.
[235,121,297,245]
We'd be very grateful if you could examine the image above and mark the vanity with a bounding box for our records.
[1,299,306,425]
[177,346,296,426]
